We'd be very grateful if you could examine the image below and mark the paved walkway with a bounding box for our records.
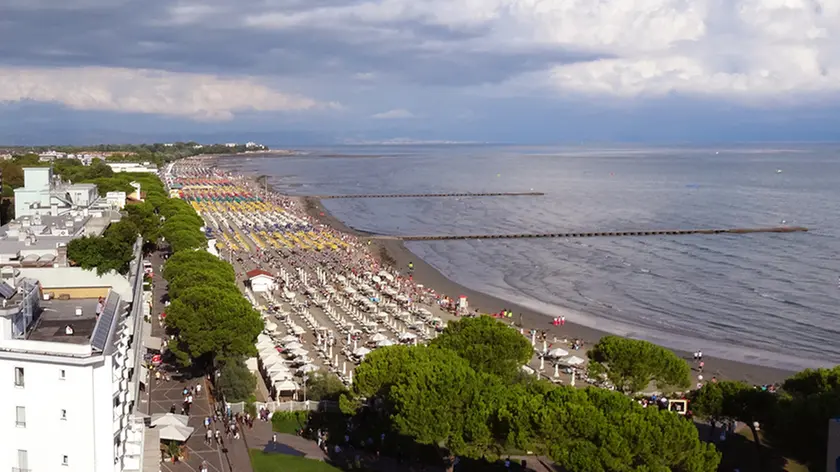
[147,250,246,472]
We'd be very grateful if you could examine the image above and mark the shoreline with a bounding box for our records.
[207,155,797,386]
[300,195,795,385]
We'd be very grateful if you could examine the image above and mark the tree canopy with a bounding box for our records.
[431,315,532,381]
[344,344,720,471]
[216,359,257,403]
[587,336,691,394]
[763,366,840,470]
[164,286,263,364]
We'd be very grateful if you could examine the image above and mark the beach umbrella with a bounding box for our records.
[298,364,319,374]
[371,333,388,342]
[280,335,298,343]
[376,339,395,347]
[564,356,585,366]
[353,347,372,357]
[548,348,569,358]
[399,332,417,340]
[283,342,303,350]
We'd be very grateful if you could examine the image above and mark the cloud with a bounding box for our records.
[371,109,415,119]
[0,67,332,120]
[0,0,839,128]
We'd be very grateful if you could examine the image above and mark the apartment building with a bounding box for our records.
[0,237,150,472]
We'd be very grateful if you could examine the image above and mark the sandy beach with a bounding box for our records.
[299,195,795,386]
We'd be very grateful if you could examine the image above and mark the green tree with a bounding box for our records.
[305,371,348,401]
[500,384,720,472]
[431,315,532,381]
[163,250,234,283]
[348,345,504,461]
[216,359,256,402]
[765,366,840,471]
[164,286,263,365]
[587,336,691,394]
[125,202,161,243]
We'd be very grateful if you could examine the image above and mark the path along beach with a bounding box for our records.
[198,154,795,389]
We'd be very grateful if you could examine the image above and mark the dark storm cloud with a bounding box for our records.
[0,0,605,86]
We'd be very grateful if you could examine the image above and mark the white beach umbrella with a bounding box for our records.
[564,355,586,366]
[371,333,388,342]
[298,364,318,374]
[399,332,417,340]
[376,339,395,347]
[291,325,305,335]
[548,348,569,358]
[264,321,278,332]
[280,335,298,343]
[353,347,372,357]
[283,342,303,350]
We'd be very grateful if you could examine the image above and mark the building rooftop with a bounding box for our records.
[27,298,102,345]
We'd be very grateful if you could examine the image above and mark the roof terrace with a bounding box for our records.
[27,298,102,345]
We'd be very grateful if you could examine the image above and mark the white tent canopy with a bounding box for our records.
[151,413,189,428]
[274,380,298,392]
[157,424,194,442]
[298,364,318,374]
[271,371,293,382]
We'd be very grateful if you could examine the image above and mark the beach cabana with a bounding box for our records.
[274,380,298,393]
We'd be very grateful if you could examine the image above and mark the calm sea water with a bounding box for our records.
[225,145,840,371]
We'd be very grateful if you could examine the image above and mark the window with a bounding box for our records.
[14,367,24,387]
[59,369,66,380]
[60,409,67,420]
[15,406,26,427]
[62,455,69,466]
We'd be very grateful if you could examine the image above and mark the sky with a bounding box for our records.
[1,0,840,144]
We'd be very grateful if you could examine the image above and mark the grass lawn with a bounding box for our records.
[250,450,342,472]
[271,411,308,434]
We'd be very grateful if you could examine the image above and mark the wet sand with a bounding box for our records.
[300,196,795,386]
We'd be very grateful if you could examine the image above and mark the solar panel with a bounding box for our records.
[91,293,121,351]
[0,283,16,299]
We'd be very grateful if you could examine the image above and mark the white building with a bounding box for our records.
[0,238,152,472]
[246,269,275,292]
[106,163,158,174]
[14,167,104,219]
[107,192,127,210]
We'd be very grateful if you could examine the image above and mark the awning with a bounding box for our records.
[143,333,162,351]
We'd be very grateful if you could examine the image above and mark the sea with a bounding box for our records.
[222,144,840,372]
